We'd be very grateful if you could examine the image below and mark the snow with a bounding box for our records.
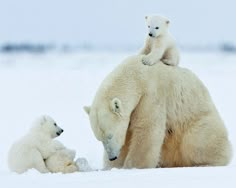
[0,51,235,187]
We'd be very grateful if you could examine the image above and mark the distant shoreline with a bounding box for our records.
[0,43,236,54]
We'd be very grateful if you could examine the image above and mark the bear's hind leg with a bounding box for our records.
[31,149,50,173]
[180,116,232,166]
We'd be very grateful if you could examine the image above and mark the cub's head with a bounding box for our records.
[33,115,64,138]
[84,97,130,161]
[145,15,170,38]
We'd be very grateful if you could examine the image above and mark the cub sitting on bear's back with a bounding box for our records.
[140,15,180,66]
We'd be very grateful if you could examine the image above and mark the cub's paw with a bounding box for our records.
[64,163,78,173]
[142,56,155,66]
[162,59,178,66]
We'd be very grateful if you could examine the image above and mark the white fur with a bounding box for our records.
[139,15,180,66]
[76,158,92,172]
[8,115,64,173]
[85,55,232,169]
[45,147,79,173]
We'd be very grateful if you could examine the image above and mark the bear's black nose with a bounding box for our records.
[61,129,64,133]
[109,156,117,161]
[149,33,153,37]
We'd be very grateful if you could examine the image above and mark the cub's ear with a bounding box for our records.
[40,115,47,125]
[83,106,91,115]
[110,98,123,116]
[145,16,148,20]
[166,20,170,24]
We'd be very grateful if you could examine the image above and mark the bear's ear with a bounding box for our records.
[166,20,170,24]
[110,98,123,116]
[83,106,91,115]
[145,16,148,20]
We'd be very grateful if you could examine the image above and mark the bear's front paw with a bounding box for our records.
[142,56,155,66]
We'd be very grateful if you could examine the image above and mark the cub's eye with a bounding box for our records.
[148,26,150,28]
[155,27,159,29]
[54,123,57,127]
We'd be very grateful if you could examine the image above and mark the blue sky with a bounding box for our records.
[0,0,235,47]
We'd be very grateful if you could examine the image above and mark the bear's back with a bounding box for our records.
[120,55,218,125]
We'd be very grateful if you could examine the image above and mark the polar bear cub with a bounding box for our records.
[45,148,79,173]
[8,115,64,173]
[140,15,180,66]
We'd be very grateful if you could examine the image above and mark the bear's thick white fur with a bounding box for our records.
[8,115,64,173]
[85,55,232,169]
[140,15,180,66]
[45,148,79,173]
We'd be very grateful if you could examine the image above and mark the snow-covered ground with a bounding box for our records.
[0,51,235,187]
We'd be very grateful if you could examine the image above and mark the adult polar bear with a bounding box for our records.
[84,55,232,169]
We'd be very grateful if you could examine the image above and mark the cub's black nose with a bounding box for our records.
[109,156,117,161]
[61,129,64,133]
[149,33,153,37]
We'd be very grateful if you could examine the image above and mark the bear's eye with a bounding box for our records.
[54,123,57,127]
[148,26,150,28]
[107,134,113,140]
[155,27,159,30]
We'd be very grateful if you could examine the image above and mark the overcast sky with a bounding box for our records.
[0,0,235,47]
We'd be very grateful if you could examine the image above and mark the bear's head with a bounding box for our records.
[145,15,170,38]
[84,97,131,161]
[84,56,143,161]
[32,115,64,138]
